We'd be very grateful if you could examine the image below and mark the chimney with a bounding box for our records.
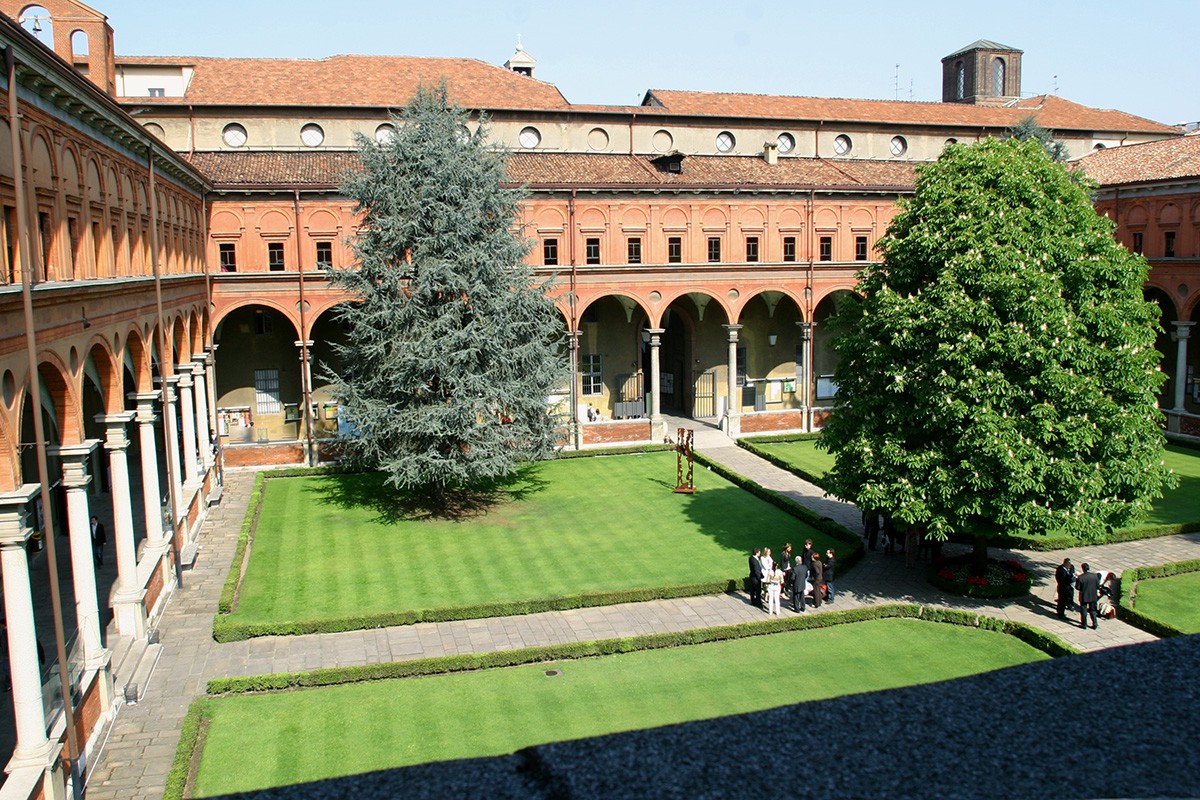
[763,142,778,165]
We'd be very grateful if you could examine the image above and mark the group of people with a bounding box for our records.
[1055,558,1116,629]
[747,541,836,616]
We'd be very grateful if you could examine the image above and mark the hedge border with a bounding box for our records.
[1115,558,1200,638]
[213,451,854,642]
[556,443,675,459]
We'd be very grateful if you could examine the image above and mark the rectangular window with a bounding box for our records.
[254,309,273,336]
[783,236,796,262]
[668,236,682,263]
[581,353,603,396]
[148,87,165,97]
[855,235,868,261]
[707,236,721,263]
[253,368,282,415]
[315,241,333,269]
[736,347,747,388]
[627,237,642,264]
[267,242,285,271]
[543,238,558,266]
[819,236,832,262]
[3,206,16,283]
[585,237,600,265]
[219,243,237,272]
[1132,232,1143,254]
[745,236,759,263]
[1165,231,1176,258]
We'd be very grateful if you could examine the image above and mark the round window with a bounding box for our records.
[143,122,165,140]
[375,123,396,143]
[715,131,736,152]
[776,132,795,154]
[1093,142,1107,151]
[944,138,958,147]
[833,134,852,156]
[222,123,247,148]
[300,123,325,147]
[519,126,541,149]
[890,136,907,157]
[587,127,610,151]
[652,129,674,153]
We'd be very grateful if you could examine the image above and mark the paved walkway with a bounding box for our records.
[83,440,1200,799]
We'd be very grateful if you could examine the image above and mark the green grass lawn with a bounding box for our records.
[1131,571,1200,633]
[230,452,832,628]
[748,440,1200,530]
[191,618,1049,796]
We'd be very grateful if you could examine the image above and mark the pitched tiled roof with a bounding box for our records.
[1077,132,1200,185]
[944,39,1022,57]
[116,55,570,111]
[187,150,918,191]
[642,90,1178,134]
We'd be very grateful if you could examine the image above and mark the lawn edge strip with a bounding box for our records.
[1116,558,1200,637]
[556,443,675,458]
[164,697,214,800]
[691,450,863,571]
[216,471,265,616]
[205,603,1076,696]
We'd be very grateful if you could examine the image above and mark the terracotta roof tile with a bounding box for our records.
[116,55,570,111]
[187,150,918,191]
[642,90,1178,134]
[1077,133,1200,186]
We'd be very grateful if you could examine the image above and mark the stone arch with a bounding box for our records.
[213,297,302,334]
[83,338,122,416]
[211,208,243,233]
[814,208,839,228]
[304,208,339,232]
[258,209,292,235]
[1159,203,1181,226]
[105,165,121,207]
[660,206,688,228]
[189,309,203,356]
[738,207,766,229]
[123,327,152,393]
[534,207,566,229]
[29,130,55,190]
[1126,205,1149,227]
[850,208,874,228]
[171,313,191,364]
[659,288,731,326]
[70,28,89,58]
[701,207,728,228]
[59,145,81,195]
[29,354,82,446]
[578,207,608,228]
[777,207,804,228]
[0,410,17,493]
[620,207,648,229]
[0,120,12,178]
[86,157,104,204]
[737,287,806,322]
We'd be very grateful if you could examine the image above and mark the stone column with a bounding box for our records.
[96,412,147,638]
[161,376,184,521]
[50,442,106,667]
[722,324,742,438]
[191,354,213,469]
[647,328,665,441]
[567,331,582,451]
[797,321,813,433]
[295,340,314,455]
[1173,321,1196,412]
[176,366,199,484]
[132,392,167,546]
[0,485,57,769]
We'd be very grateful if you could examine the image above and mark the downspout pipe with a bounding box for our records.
[293,189,315,466]
[7,44,82,790]
[568,188,580,450]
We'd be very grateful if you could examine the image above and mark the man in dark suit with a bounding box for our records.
[808,553,824,609]
[90,515,107,567]
[791,555,807,612]
[1054,558,1076,619]
[1076,562,1101,629]
[748,548,764,609]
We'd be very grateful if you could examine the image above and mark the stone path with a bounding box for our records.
[83,441,1200,798]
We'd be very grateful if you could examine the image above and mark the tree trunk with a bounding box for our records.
[971,535,989,577]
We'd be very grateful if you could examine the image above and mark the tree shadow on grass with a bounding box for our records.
[675,485,831,560]
[303,466,550,525]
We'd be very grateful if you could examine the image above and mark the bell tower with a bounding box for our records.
[0,0,117,95]
[941,40,1022,106]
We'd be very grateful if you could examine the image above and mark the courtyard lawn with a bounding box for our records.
[747,440,1200,531]
[190,617,1049,796]
[228,452,832,631]
[1131,571,1200,634]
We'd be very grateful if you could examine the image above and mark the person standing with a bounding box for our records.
[862,509,880,551]
[1054,558,1076,619]
[808,553,824,610]
[1076,562,1101,630]
[791,557,808,612]
[823,549,837,603]
[766,565,783,616]
[90,515,107,567]
[748,548,765,609]
[800,539,815,569]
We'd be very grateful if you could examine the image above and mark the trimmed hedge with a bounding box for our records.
[1116,558,1200,638]
[739,432,824,444]
[164,698,213,800]
[216,472,266,616]
[693,451,864,573]
[213,580,738,643]
[737,438,830,489]
[557,443,675,459]
[207,602,1076,696]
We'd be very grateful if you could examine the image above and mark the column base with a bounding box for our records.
[720,414,741,439]
[650,417,666,443]
[110,586,149,639]
[7,736,59,772]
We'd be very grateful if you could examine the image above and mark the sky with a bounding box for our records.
[85,0,1197,126]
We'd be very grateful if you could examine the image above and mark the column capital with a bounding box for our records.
[1173,320,1197,339]
[796,320,814,341]
[193,351,213,368]
[723,323,743,342]
[49,441,99,488]
[175,368,196,389]
[646,327,665,347]
[96,412,136,449]
[132,392,160,423]
[0,485,40,548]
